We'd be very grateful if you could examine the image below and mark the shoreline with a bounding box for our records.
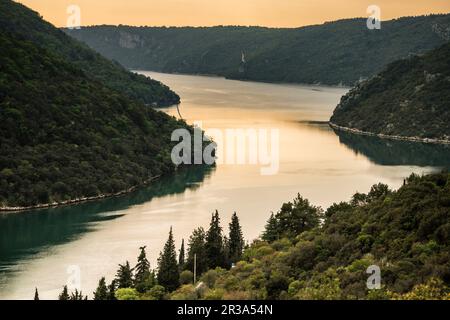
[135,70,351,90]
[0,175,162,213]
[329,122,450,145]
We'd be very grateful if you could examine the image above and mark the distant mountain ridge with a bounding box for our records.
[66,14,450,86]
[0,0,179,106]
[330,42,450,143]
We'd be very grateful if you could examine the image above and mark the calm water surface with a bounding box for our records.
[1,72,448,299]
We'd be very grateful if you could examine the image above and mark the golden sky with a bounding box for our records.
[17,0,450,28]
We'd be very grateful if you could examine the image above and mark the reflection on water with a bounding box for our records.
[1,72,448,299]
[335,130,450,168]
[0,166,213,273]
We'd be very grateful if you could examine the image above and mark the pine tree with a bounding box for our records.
[262,213,279,242]
[34,288,39,300]
[70,289,87,300]
[186,227,208,276]
[58,285,69,300]
[179,239,185,268]
[134,246,151,292]
[205,210,225,269]
[157,227,180,292]
[107,279,117,300]
[93,277,108,300]
[228,212,244,264]
[115,261,134,288]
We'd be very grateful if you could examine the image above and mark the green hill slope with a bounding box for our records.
[0,0,179,106]
[330,42,450,142]
[66,15,450,86]
[0,29,189,208]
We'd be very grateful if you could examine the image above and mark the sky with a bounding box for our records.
[17,0,450,28]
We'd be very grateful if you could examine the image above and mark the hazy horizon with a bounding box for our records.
[17,0,450,28]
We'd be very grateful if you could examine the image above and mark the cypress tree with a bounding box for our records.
[34,288,39,301]
[107,279,117,300]
[58,285,69,300]
[228,212,244,263]
[186,227,208,276]
[262,213,279,242]
[205,210,225,269]
[157,227,180,292]
[115,261,134,288]
[179,239,185,267]
[70,289,87,300]
[134,246,151,292]
[93,277,108,300]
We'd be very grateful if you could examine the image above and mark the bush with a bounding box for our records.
[180,270,194,285]
[115,288,139,300]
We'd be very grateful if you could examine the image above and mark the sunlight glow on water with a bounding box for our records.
[0,72,444,299]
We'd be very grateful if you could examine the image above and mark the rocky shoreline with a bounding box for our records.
[0,175,161,213]
[329,122,450,145]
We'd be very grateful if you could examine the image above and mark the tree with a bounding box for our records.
[205,211,225,269]
[70,289,87,300]
[34,288,39,301]
[262,213,279,242]
[107,280,117,300]
[179,239,186,268]
[115,261,133,289]
[157,227,180,292]
[180,270,194,285]
[228,212,244,263]
[276,194,322,239]
[59,285,69,300]
[186,227,208,276]
[93,277,108,300]
[134,246,151,292]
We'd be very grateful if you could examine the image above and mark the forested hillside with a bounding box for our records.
[331,42,450,141]
[67,15,450,86]
[0,0,179,106]
[0,29,190,208]
[73,172,449,300]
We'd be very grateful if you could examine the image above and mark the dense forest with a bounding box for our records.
[0,0,179,106]
[48,172,450,300]
[0,11,204,208]
[330,42,450,141]
[67,14,450,86]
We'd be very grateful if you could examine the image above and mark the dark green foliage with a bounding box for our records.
[134,246,151,292]
[107,280,117,300]
[262,194,323,241]
[205,211,226,269]
[262,213,280,242]
[67,15,450,86]
[70,289,88,301]
[186,227,208,276]
[331,42,450,140]
[228,212,244,263]
[178,239,185,268]
[115,261,134,289]
[89,173,450,299]
[0,28,191,208]
[58,286,69,300]
[93,277,108,300]
[157,228,180,292]
[34,288,39,300]
[0,0,179,106]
